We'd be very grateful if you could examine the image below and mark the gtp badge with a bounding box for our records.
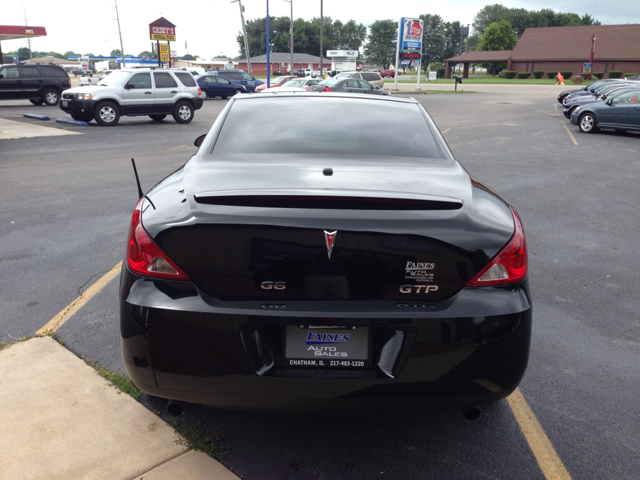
[324,230,337,259]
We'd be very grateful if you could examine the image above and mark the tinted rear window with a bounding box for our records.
[39,65,68,78]
[362,73,380,81]
[175,72,196,87]
[219,72,242,80]
[154,72,178,88]
[213,97,442,159]
[20,67,41,78]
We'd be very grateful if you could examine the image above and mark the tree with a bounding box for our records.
[138,50,153,58]
[364,20,397,69]
[443,21,463,61]
[333,20,367,50]
[16,47,31,60]
[473,4,510,35]
[181,54,196,61]
[476,20,518,74]
[419,14,445,72]
[110,49,122,56]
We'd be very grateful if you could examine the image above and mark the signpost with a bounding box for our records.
[149,17,176,68]
[582,62,592,76]
[394,17,423,91]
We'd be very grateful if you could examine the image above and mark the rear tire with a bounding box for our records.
[173,101,194,124]
[42,88,60,106]
[578,112,597,133]
[94,101,120,126]
[199,90,208,100]
[29,99,44,105]
[220,96,228,100]
[149,114,167,121]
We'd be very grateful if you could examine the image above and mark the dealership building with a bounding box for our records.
[444,24,640,79]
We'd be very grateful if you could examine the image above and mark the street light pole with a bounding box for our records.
[284,0,293,73]
[231,0,252,74]
[319,0,323,77]
[266,0,270,87]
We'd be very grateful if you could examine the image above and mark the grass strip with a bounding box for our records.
[170,418,228,459]
[85,360,141,400]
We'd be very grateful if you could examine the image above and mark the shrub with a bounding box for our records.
[593,72,604,79]
[560,70,573,79]
[625,72,639,77]
[517,72,531,79]
[608,70,622,78]
[533,70,544,79]
[547,71,557,79]
[503,71,517,79]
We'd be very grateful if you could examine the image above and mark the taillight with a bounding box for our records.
[68,80,71,88]
[324,86,331,92]
[198,87,202,96]
[466,207,527,287]
[126,199,190,281]
[305,86,309,91]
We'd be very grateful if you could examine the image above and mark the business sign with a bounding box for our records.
[400,17,423,51]
[401,51,420,60]
[400,59,413,66]
[150,25,176,41]
[428,71,437,81]
[326,50,357,57]
[582,62,592,75]
[159,43,170,62]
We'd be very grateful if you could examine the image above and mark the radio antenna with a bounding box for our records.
[131,158,143,199]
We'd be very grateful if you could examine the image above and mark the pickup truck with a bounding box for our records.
[79,74,105,86]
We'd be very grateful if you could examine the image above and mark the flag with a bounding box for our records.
[185,40,187,49]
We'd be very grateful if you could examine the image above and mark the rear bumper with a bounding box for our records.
[193,97,204,110]
[120,267,532,411]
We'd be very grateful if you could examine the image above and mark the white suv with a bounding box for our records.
[59,68,204,126]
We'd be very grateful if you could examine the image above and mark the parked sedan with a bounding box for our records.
[570,89,640,133]
[260,77,322,93]
[563,85,640,118]
[254,75,297,92]
[380,69,396,78]
[120,93,531,411]
[197,75,247,99]
[557,79,621,104]
[307,78,390,95]
[564,80,638,105]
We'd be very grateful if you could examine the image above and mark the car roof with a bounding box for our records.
[232,91,417,104]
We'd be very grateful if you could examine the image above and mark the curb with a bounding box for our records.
[56,118,89,127]
[23,113,50,121]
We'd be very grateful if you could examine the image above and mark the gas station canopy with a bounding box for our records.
[0,25,47,41]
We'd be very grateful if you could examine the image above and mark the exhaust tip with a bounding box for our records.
[167,400,185,417]
[462,405,482,421]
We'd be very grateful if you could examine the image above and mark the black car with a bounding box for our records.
[307,78,390,95]
[120,93,531,411]
[0,63,70,105]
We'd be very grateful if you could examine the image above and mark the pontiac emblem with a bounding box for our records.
[324,231,337,259]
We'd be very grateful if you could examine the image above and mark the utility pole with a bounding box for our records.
[113,0,126,68]
[319,0,323,77]
[284,0,293,73]
[22,3,33,61]
[231,0,252,74]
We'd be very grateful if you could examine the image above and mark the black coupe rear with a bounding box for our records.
[120,93,531,411]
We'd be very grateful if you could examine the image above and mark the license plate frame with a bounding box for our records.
[284,325,371,369]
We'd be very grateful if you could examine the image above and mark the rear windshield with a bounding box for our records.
[213,97,442,158]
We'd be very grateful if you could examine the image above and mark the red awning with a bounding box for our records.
[0,25,47,41]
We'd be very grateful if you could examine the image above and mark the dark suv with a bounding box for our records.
[0,64,71,106]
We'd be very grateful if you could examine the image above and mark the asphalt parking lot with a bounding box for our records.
[1,88,639,479]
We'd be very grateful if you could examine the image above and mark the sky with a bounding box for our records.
[3,0,639,59]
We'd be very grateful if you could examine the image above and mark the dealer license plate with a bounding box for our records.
[284,326,370,368]
[61,101,68,108]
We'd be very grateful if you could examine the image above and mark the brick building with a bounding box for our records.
[237,52,327,75]
[444,24,640,79]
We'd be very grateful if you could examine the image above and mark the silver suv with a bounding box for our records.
[334,71,384,89]
[59,68,204,126]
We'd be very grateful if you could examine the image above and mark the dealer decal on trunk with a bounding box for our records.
[404,261,435,282]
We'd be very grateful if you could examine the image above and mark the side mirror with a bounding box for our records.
[606,99,613,105]
[194,134,206,147]
[124,83,135,89]
[0,74,4,79]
